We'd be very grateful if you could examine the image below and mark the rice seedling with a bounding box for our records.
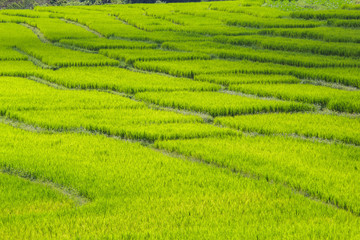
[0,77,145,111]
[216,35,360,57]
[100,48,210,64]
[0,61,41,77]
[1,1,360,238]
[38,67,220,93]
[230,83,360,113]
[60,38,158,51]
[215,112,360,145]
[163,41,360,67]
[135,91,314,116]
[156,135,360,215]
[291,9,360,20]
[259,27,360,43]
[0,47,28,60]
[327,18,360,27]
[27,18,97,42]
[195,73,301,86]
[1,123,359,239]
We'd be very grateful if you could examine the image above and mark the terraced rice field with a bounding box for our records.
[0,0,360,239]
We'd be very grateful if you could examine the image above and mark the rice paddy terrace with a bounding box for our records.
[1,0,360,239]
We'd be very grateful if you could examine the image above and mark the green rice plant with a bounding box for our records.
[266,0,356,11]
[328,97,360,113]
[200,8,322,26]
[0,22,39,47]
[46,8,203,43]
[0,76,225,140]
[0,172,74,218]
[46,8,160,40]
[100,48,211,64]
[163,41,360,67]
[1,123,359,238]
[1,15,95,42]
[170,3,286,20]
[7,108,203,129]
[18,42,119,67]
[327,18,360,27]
[0,47,27,60]
[209,5,289,17]
[60,38,158,51]
[291,67,360,88]
[225,13,324,28]
[6,109,235,141]
[133,59,287,78]
[52,5,245,40]
[341,3,360,10]
[143,4,177,18]
[177,7,323,28]
[0,77,145,111]
[146,9,224,26]
[27,18,98,42]
[216,35,360,57]
[73,14,148,39]
[102,122,237,141]
[291,9,360,20]
[135,91,314,117]
[259,27,360,43]
[112,7,184,32]
[155,135,360,215]
[0,61,41,77]
[0,14,26,23]
[127,30,205,43]
[112,122,237,141]
[134,58,360,87]
[208,0,266,8]
[146,10,258,35]
[0,23,118,67]
[0,9,52,18]
[2,3,360,238]
[195,73,301,86]
[180,8,322,30]
[39,67,220,93]
[215,113,360,145]
[181,24,258,36]
[229,83,360,113]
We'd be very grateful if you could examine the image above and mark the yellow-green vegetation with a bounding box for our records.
[0,77,229,140]
[216,113,360,145]
[290,9,360,20]
[100,48,211,64]
[0,61,42,77]
[0,172,75,217]
[230,83,360,113]
[216,34,360,57]
[0,47,28,60]
[162,41,360,67]
[0,23,118,67]
[38,67,220,92]
[328,18,360,27]
[60,38,158,51]
[0,77,144,111]
[259,27,360,43]
[2,123,360,239]
[195,73,301,85]
[133,59,360,88]
[155,135,360,214]
[133,59,287,78]
[1,0,360,238]
[6,109,235,141]
[135,91,314,116]
[26,18,98,42]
